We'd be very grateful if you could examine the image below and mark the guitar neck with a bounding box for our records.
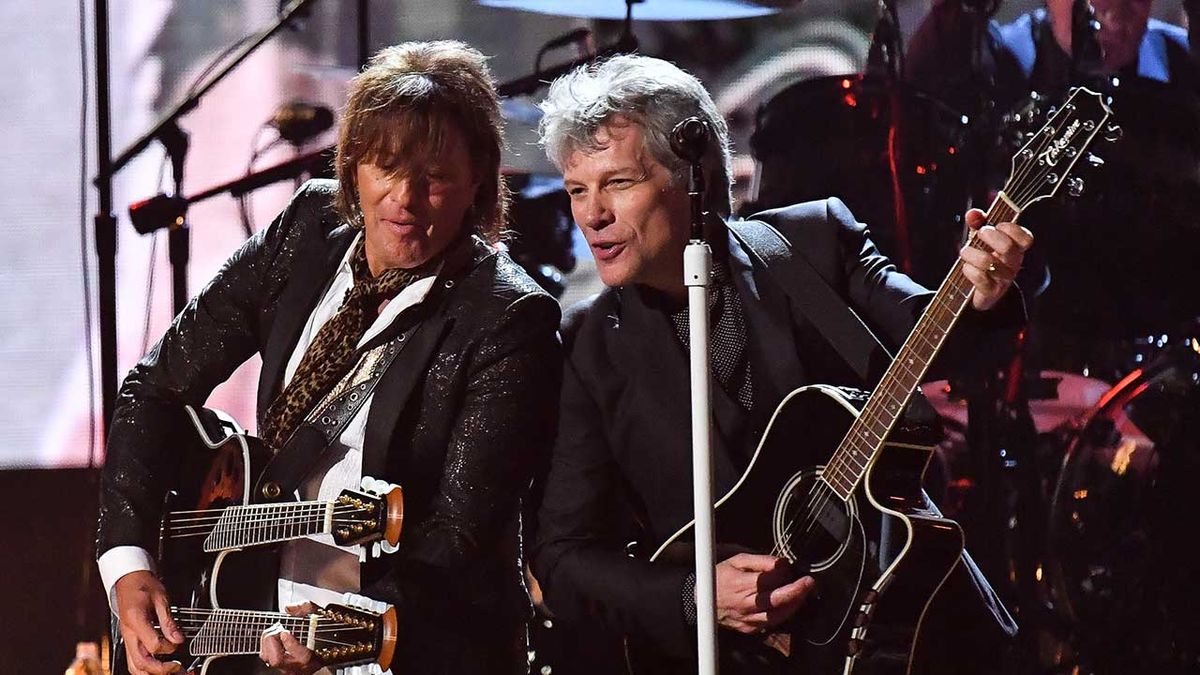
[169,604,394,670]
[174,608,316,656]
[203,500,333,552]
[822,194,1023,500]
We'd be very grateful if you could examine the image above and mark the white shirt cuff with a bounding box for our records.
[97,546,156,611]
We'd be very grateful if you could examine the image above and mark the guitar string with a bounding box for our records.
[164,502,369,538]
[165,512,365,531]
[166,517,372,541]
[799,99,1090,514]
[790,253,977,548]
[164,505,366,533]
[769,100,1100,559]
[164,521,378,542]
[813,97,1092,492]
[788,106,1101,557]
[777,223,990,555]
[168,610,366,632]
[166,514,364,530]
[167,503,365,520]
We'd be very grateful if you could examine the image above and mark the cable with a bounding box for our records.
[238,124,283,237]
[136,31,261,351]
[184,31,259,100]
[79,0,97,468]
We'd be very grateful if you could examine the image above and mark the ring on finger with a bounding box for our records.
[986,262,997,274]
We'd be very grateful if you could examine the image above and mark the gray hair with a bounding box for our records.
[538,54,733,216]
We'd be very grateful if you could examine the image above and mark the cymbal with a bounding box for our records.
[478,0,788,21]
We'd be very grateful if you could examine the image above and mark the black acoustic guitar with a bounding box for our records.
[111,405,404,674]
[651,87,1115,674]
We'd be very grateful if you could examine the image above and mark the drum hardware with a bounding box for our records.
[478,0,793,22]
[1040,326,1200,673]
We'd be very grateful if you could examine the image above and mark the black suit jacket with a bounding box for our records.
[97,179,562,674]
[532,197,1019,670]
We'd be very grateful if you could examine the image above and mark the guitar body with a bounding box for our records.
[158,406,276,613]
[113,406,276,675]
[652,385,964,675]
[111,405,403,674]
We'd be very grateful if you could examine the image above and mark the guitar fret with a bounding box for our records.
[826,257,975,496]
[823,455,850,487]
[186,607,326,657]
[809,89,1109,511]
[825,465,851,497]
[207,501,338,551]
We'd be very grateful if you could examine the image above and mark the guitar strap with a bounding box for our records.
[254,237,476,502]
[253,322,422,502]
[727,218,893,386]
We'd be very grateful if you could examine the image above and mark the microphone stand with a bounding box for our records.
[93,0,117,439]
[129,146,332,228]
[90,0,320,435]
[497,0,639,97]
[161,121,191,315]
[676,119,719,675]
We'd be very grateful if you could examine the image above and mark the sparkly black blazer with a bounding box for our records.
[97,179,562,673]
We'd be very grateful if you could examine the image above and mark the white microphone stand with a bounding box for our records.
[676,118,719,675]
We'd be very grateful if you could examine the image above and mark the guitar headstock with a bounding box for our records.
[1004,86,1117,212]
[312,603,398,671]
[331,484,404,547]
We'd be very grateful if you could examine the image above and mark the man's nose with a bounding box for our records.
[576,193,614,230]
[387,175,426,204]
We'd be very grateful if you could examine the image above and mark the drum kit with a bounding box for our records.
[493,1,1200,673]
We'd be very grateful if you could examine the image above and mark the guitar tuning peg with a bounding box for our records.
[1104,124,1123,142]
[1067,177,1085,198]
[1086,153,1105,168]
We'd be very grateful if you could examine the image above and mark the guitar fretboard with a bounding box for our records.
[821,196,1022,500]
[204,501,332,552]
[175,608,316,656]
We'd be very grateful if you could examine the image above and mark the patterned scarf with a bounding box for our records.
[260,239,419,451]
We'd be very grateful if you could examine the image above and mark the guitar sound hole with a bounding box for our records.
[773,468,855,571]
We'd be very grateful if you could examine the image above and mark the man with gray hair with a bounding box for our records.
[531,54,1025,673]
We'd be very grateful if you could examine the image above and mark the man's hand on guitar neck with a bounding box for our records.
[960,208,1034,312]
[113,570,185,675]
[260,602,323,674]
[715,553,816,634]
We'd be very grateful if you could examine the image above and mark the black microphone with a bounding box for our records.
[670,117,710,164]
[270,102,334,145]
[671,117,712,239]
